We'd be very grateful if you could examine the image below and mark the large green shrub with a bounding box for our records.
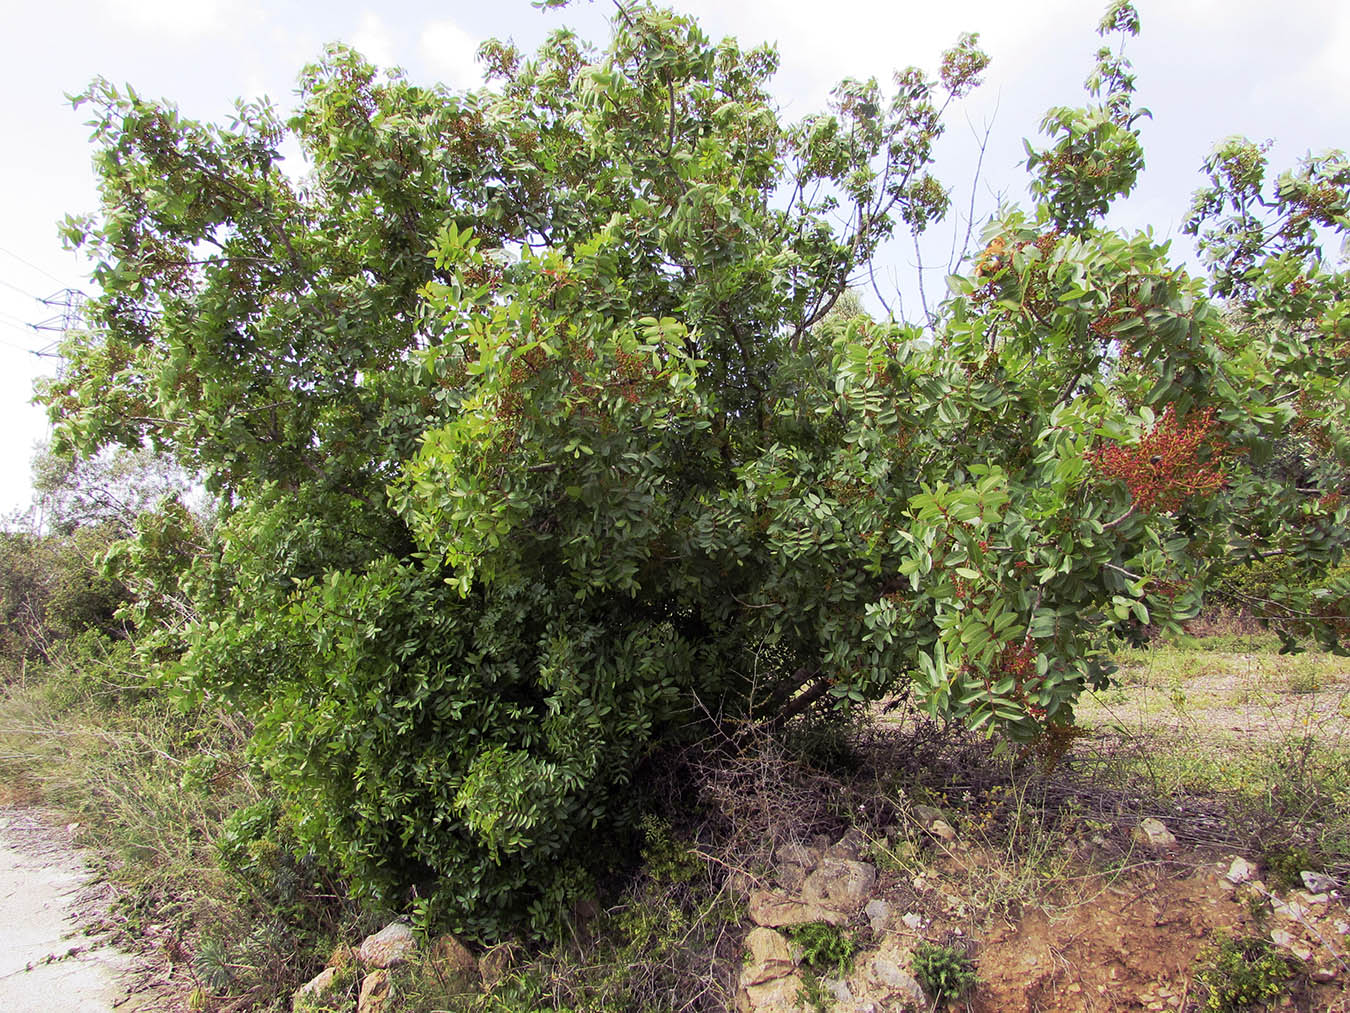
[42,2,1350,937]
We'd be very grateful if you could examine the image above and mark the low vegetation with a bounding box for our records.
[2,617,1347,1011]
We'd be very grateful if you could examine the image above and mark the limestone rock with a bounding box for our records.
[777,841,817,868]
[479,944,515,989]
[901,912,925,932]
[358,969,390,1013]
[1301,870,1338,894]
[1131,818,1177,851]
[870,956,927,1007]
[825,829,867,862]
[928,820,958,843]
[429,934,479,981]
[741,927,796,986]
[1312,966,1339,984]
[800,858,877,914]
[864,898,890,933]
[293,967,340,1011]
[748,889,843,927]
[1225,857,1257,885]
[359,921,417,968]
[737,971,808,1013]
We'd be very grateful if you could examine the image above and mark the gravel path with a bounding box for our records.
[0,810,145,1012]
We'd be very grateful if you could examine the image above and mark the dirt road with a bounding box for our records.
[0,810,143,1013]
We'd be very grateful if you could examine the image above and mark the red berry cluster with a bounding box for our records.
[1087,406,1228,512]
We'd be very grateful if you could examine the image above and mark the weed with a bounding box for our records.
[911,941,977,1001]
[1192,933,1292,1013]
[787,921,858,978]
[795,972,836,1013]
[1286,669,1320,694]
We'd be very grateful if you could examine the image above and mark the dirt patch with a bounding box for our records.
[975,861,1241,1012]
[972,853,1350,1012]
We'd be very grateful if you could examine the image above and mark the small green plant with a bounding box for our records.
[1262,845,1313,890]
[795,972,836,1013]
[788,921,859,978]
[1193,933,1292,1013]
[911,941,977,1001]
[1286,669,1320,694]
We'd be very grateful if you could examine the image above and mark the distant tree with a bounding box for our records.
[40,1,1349,937]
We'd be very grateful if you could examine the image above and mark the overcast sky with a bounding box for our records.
[1,0,1347,516]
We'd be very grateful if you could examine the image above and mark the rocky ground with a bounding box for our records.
[730,813,1349,1013]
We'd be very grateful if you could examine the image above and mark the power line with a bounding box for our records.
[0,308,35,330]
[0,277,43,302]
[0,247,67,287]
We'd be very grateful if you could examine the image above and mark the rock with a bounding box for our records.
[911,804,946,828]
[825,829,867,862]
[901,912,925,931]
[359,921,417,968]
[823,977,853,1003]
[1269,929,1314,962]
[478,944,515,988]
[737,971,808,1013]
[1301,870,1338,894]
[357,969,390,1013]
[864,898,891,933]
[775,861,808,893]
[741,928,796,987]
[429,934,478,981]
[870,956,927,1007]
[1312,967,1339,984]
[293,967,340,1011]
[800,859,877,914]
[1131,818,1177,851]
[1335,920,1350,935]
[777,841,816,868]
[748,889,845,927]
[928,820,958,843]
[1225,857,1257,885]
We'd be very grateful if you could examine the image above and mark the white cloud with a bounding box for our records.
[419,18,484,92]
[1294,3,1350,103]
[100,0,241,40]
[351,11,397,70]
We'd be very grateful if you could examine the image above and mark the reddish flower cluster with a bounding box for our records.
[997,640,1036,681]
[1087,406,1228,512]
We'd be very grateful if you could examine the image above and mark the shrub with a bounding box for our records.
[1193,934,1292,1013]
[43,0,1350,939]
